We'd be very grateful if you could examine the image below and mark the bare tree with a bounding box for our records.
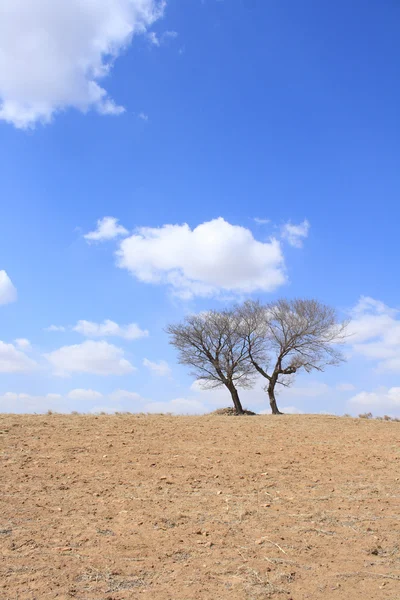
[237,299,348,414]
[166,309,256,414]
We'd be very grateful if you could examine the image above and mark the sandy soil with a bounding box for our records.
[1,414,399,599]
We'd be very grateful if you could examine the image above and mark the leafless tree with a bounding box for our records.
[237,299,348,414]
[166,309,257,414]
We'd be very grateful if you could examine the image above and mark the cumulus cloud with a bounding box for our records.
[143,397,207,414]
[281,220,310,248]
[45,325,66,332]
[0,0,165,128]
[143,358,171,376]
[116,217,287,298]
[0,341,38,373]
[73,319,148,340]
[0,271,17,305]
[45,340,135,376]
[349,297,400,372]
[349,387,400,410]
[84,217,129,242]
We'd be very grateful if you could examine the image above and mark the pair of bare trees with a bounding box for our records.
[166,298,348,414]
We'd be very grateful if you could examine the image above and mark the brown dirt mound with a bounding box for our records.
[209,407,257,416]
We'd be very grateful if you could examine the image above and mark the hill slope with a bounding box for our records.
[1,414,399,599]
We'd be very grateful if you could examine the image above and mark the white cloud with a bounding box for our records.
[147,31,160,46]
[92,388,143,412]
[253,217,270,225]
[84,217,128,242]
[0,392,63,413]
[147,29,177,46]
[260,405,304,415]
[0,0,165,128]
[143,358,171,376]
[336,383,356,392]
[116,217,287,298]
[281,219,310,248]
[0,271,17,305]
[349,387,400,410]
[108,389,142,402]
[45,340,135,376]
[138,112,149,121]
[0,388,144,413]
[0,341,37,373]
[163,30,178,40]
[45,325,66,332]
[281,406,305,414]
[67,389,104,400]
[278,381,329,399]
[14,338,31,350]
[143,397,207,414]
[73,319,148,340]
[349,297,400,372]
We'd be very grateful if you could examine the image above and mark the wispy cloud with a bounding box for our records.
[253,217,270,225]
[143,358,172,377]
[281,219,310,248]
[147,30,178,47]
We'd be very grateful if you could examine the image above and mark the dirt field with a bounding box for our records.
[1,414,399,600]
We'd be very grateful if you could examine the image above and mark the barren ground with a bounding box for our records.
[1,414,399,600]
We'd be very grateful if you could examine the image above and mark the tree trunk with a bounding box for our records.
[229,386,244,415]
[268,383,283,415]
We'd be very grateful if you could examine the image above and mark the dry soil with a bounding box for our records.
[0,414,399,599]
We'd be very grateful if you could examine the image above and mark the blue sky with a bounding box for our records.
[1,0,400,416]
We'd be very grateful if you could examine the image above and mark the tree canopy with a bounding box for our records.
[167,298,348,414]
